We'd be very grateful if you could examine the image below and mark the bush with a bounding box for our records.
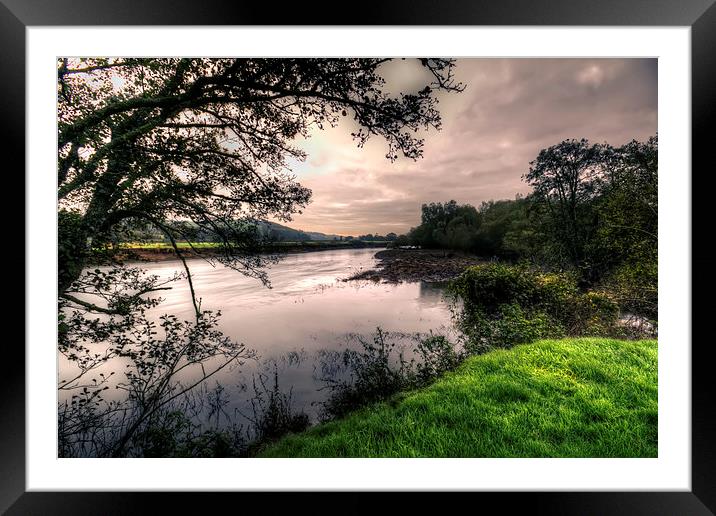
[244,366,311,442]
[449,263,577,312]
[317,329,463,421]
[449,263,619,351]
[318,328,413,420]
[453,302,562,354]
[568,290,620,335]
[602,260,657,324]
[132,410,248,458]
[414,334,462,383]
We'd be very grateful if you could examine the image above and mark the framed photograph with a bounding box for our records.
[5,0,714,513]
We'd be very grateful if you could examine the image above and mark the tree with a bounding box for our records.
[474,196,538,258]
[594,135,658,320]
[394,234,411,247]
[523,138,608,276]
[58,58,463,294]
[57,58,463,456]
[523,135,657,313]
[409,200,481,251]
[596,135,657,264]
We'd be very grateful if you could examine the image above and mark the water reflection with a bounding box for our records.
[418,280,450,306]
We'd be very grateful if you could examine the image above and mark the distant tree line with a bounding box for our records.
[116,221,400,245]
[397,197,536,258]
[355,233,398,242]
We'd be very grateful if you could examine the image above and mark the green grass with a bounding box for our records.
[117,242,221,250]
[256,338,657,458]
[114,240,388,251]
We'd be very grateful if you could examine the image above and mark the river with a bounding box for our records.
[60,248,456,431]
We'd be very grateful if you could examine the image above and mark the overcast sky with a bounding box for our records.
[281,58,657,236]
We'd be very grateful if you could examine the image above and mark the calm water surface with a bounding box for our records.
[62,248,456,424]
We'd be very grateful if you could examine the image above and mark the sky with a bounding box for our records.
[279,58,658,237]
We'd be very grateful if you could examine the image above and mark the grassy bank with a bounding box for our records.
[89,240,389,263]
[256,338,657,457]
[113,240,388,253]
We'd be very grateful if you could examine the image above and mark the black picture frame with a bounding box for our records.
[3,1,714,513]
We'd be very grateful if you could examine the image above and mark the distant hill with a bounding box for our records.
[118,218,343,243]
[255,221,341,242]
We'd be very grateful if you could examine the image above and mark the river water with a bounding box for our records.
[61,248,456,429]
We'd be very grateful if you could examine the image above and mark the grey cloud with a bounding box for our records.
[281,58,657,236]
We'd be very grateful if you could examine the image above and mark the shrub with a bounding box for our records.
[602,260,657,324]
[244,366,311,442]
[455,302,562,354]
[448,263,619,351]
[317,329,463,421]
[132,410,248,458]
[449,263,577,313]
[568,290,620,335]
[318,328,413,420]
[414,333,463,383]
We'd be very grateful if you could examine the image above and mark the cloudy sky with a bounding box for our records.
[281,58,657,237]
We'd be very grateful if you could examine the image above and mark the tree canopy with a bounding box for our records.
[409,200,481,250]
[523,138,608,269]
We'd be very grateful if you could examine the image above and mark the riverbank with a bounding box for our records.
[91,240,389,263]
[346,248,485,283]
[256,337,658,457]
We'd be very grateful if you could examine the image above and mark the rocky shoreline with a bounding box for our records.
[346,248,485,283]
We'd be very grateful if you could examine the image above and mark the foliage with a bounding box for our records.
[449,263,576,313]
[413,334,462,384]
[457,303,560,354]
[475,196,542,258]
[522,139,608,276]
[58,57,463,290]
[591,136,658,323]
[594,136,657,267]
[316,328,416,420]
[403,135,657,323]
[523,136,657,289]
[257,338,658,458]
[448,263,619,352]
[402,136,656,307]
[408,200,481,251]
[58,209,89,290]
[131,408,247,458]
[58,265,251,457]
[392,234,412,247]
[601,260,658,325]
[404,197,539,258]
[316,328,462,421]
[241,365,311,444]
